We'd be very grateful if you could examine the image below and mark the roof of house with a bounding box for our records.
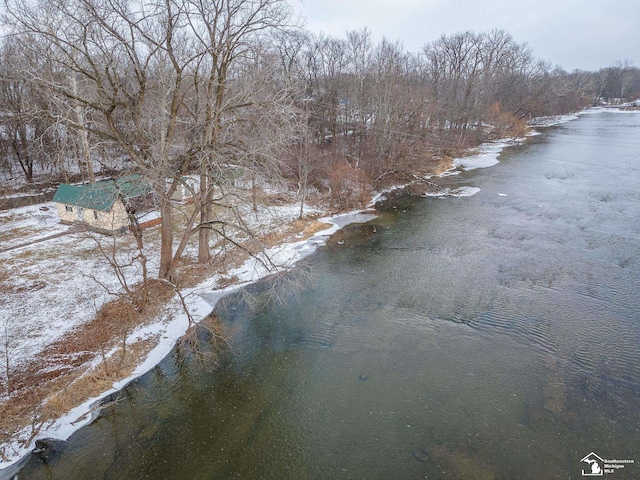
[53,175,152,212]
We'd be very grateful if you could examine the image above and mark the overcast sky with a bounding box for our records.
[290,0,639,72]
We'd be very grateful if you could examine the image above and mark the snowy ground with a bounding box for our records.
[0,197,326,374]
[0,203,122,370]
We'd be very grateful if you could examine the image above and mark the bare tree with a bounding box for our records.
[181,0,299,264]
[303,33,348,144]
[344,28,374,167]
[0,36,56,184]
[4,0,193,278]
[4,0,302,281]
[1,302,20,396]
[367,38,408,174]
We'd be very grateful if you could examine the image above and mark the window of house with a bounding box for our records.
[93,211,99,220]
[65,205,73,212]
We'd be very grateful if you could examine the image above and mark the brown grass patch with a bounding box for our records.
[0,267,12,293]
[42,337,158,421]
[256,217,328,249]
[302,220,331,237]
[263,218,329,244]
[10,248,40,261]
[171,261,217,290]
[431,156,455,176]
[216,275,240,289]
[0,226,33,244]
[0,281,175,452]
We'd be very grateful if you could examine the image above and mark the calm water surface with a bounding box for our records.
[15,112,640,479]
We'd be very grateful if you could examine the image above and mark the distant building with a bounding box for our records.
[52,175,155,235]
[213,164,244,188]
[170,175,200,202]
[168,168,243,202]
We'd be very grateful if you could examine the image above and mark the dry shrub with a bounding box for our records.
[176,313,229,370]
[259,229,285,249]
[42,337,156,420]
[486,101,528,138]
[216,275,240,288]
[326,163,371,210]
[302,220,331,237]
[290,219,307,231]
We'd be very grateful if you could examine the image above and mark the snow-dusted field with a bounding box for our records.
[0,198,326,373]
[1,204,123,370]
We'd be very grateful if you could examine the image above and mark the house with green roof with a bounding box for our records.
[52,175,154,234]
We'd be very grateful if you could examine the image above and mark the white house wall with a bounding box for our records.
[55,200,129,233]
[55,202,77,224]
[170,175,200,201]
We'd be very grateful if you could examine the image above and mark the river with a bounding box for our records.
[13,111,640,479]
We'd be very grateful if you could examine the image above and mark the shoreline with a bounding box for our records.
[0,108,607,472]
[0,211,381,473]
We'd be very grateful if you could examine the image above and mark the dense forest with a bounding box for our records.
[1,0,640,279]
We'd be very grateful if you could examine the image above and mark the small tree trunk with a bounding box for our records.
[4,340,11,395]
[251,175,258,213]
[158,194,174,281]
[73,74,95,184]
[198,172,212,263]
[298,148,308,220]
[127,210,148,310]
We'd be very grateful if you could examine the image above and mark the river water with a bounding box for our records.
[15,111,640,479]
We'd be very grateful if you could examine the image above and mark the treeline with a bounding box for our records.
[1,0,639,279]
